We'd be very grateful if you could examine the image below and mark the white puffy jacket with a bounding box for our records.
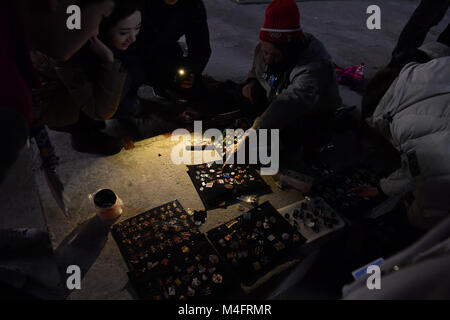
[367,53,450,224]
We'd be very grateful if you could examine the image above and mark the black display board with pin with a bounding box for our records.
[112,201,239,300]
[111,200,201,271]
[308,167,387,218]
[207,202,306,286]
[187,163,271,210]
[127,234,238,300]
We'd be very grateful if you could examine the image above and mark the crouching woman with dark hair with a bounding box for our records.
[32,0,145,155]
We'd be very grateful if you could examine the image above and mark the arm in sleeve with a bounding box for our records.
[252,62,323,130]
[38,59,127,127]
[82,59,127,120]
[379,165,414,197]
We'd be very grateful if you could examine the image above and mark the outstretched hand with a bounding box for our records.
[350,186,380,198]
[242,79,259,104]
[222,134,249,169]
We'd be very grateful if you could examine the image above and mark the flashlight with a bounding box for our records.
[178,68,186,77]
[174,67,193,89]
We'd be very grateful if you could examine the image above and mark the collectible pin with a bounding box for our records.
[274,242,285,251]
[252,262,262,271]
[192,278,201,287]
[209,254,219,264]
[212,274,223,284]
[181,246,190,254]
[187,286,196,297]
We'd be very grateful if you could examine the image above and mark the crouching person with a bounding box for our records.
[32,0,144,155]
[139,0,211,99]
[240,0,341,161]
[356,43,450,230]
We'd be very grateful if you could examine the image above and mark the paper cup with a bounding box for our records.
[93,189,123,220]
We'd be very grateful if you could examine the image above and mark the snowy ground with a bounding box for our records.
[0,0,449,299]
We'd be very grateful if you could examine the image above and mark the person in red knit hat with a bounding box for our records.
[259,0,304,45]
[226,0,342,167]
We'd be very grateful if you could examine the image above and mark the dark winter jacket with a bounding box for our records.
[248,34,342,131]
[0,0,38,180]
[0,0,40,125]
[139,0,211,75]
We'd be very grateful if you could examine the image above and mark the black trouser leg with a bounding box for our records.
[0,107,29,183]
[144,44,184,93]
[392,0,450,56]
[437,22,450,46]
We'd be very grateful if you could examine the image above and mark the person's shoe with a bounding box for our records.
[71,130,123,156]
[0,228,48,252]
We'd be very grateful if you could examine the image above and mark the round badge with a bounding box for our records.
[181,246,190,254]
[212,274,223,284]
[209,254,219,264]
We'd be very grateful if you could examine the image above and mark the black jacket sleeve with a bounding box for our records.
[184,0,212,75]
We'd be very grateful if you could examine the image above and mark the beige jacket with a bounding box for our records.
[32,51,127,127]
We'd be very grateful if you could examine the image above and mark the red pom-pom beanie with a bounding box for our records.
[260,0,304,43]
